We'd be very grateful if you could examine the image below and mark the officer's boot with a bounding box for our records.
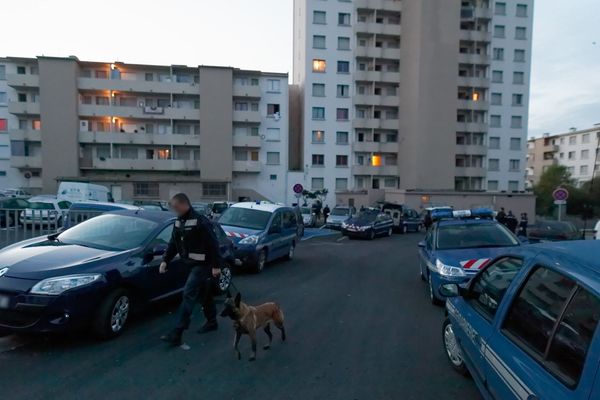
[160,328,183,346]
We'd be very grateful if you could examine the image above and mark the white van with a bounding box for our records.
[57,181,112,203]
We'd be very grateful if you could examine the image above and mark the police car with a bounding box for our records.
[218,202,301,273]
[440,241,600,400]
[418,208,522,305]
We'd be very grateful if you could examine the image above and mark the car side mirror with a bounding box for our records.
[439,283,460,298]
[152,243,168,256]
[418,241,426,248]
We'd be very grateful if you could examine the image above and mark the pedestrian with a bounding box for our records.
[160,193,222,346]
[496,207,506,225]
[505,211,518,233]
[423,210,433,231]
[314,201,322,223]
[518,212,528,237]
[323,204,330,224]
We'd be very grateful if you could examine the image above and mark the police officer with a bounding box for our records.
[160,193,221,346]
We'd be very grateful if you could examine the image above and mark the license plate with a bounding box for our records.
[0,295,9,309]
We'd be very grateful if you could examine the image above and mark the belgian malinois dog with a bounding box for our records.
[220,292,286,361]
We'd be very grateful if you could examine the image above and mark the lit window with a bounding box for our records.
[371,154,382,167]
[312,130,325,143]
[472,92,480,101]
[312,59,326,73]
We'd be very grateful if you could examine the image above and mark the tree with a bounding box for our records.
[533,165,576,216]
[301,189,329,206]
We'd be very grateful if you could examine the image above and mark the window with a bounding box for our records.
[11,140,32,156]
[513,71,524,84]
[335,178,348,191]
[515,27,527,40]
[311,178,324,190]
[234,102,248,111]
[494,25,505,38]
[569,136,577,145]
[582,133,590,143]
[487,180,499,191]
[17,93,27,103]
[313,10,326,24]
[469,258,523,320]
[336,155,348,167]
[0,119,7,132]
[134,182,159,198]
[250,103,259,112]
[567,166,575,174]
[95,70,108,79]
[491,93,502,105]
[312,107,325,120]
[266,128,280,141]
[508,181,519,191]
[338,37,350,50]
[336,85,349,98]
[514,49,526,62]
[512,93,523,106]
[270,174,277,181]
[338,13,351,26]
[493,48,504,61]
[491,70,503,83]
[312,154,325,166]
[234,149,248,161]
[511,116,523,128]
[509,159,520,171]
[581,149,589,159]
[312,130,325,143]
[96,96,109,106]
[250,151,259,161]
[336,131,348,144]
[32,120,41,130]
[568,151,576,160]
[203,183,227,197]
[337,61,350,74]
[267,79,281,92]
[0,65,5,80]
[313,35,326,49]
[0,92,6,106]
[266,152,280,165]
[17,66,26,75]
[488,159,500,171]
[510,138,521,150]
[312,59,326,73]
[580,165,589,175]
[267,104,280,117]
[490,115,501,128]
[516,4,528,17]
[312,83,325,97]
[495,1,506,15]
[336,108,349,121]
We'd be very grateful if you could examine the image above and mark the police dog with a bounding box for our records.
[220,292,286,361]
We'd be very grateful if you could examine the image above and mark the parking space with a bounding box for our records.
[0,233,479,400]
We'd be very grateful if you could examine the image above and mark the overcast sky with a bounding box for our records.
[2,0,599,138]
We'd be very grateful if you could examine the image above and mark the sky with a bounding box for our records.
[2,0,599,138]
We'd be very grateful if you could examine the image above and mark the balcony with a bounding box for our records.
[352,165,399,176]
[77,77,199,95]
[459,29,492,42]
[81,158,201,171]
[456,122,488,132]
[6,73,40,88]
[78,131,199,146]
[352,141,398,153]
[8,101,40,115]
[458,53,491,65]
[11,156,42,169]
[233,160,261,173]
[354,94,399,107]
[353,118,399,130]
[456,144,487,156]
[457,99,489,111]
[542,144,559,152]
[457,76,490,87]
[354,71,401,83]
[233,85,262,99]
[78,104,200,120]
[233,135,261,148]
[354,22,401,36]
[356,0,402,12]
[455,166,486,177]
[233,110,261,124]
[355,47,401,60]
[9,129,42,142]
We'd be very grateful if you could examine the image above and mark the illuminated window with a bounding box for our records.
[312,130,325,143]
[32,120,41,130]
[312,59,326,73]
[371,154,382,167]
[157,149,170,160]
[472,92,480,101]
[251,151,259,161]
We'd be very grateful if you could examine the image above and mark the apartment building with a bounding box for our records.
[527,126,600,188]
[0,56,289,202]
[293,0,534,205]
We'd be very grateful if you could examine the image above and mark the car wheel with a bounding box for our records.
[443,318,470,376]
[285,242,295,261]
[428,273,443,306]
[369,229,375,240]
[402,224,408,234]
[254,249,267,273]
[387,227,393,237]
[92,288,131,340]
[217,265,232,294]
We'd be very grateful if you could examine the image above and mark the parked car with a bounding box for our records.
[211,201,234,220]
[121,200,169,211]
[218,202,301,273]
[440,241,600,400]
[1,188,31,198]
[191,202,212,217]
[63,201,139,230]
[528,219,580,242]
[0,198,30,227]
[300,206,316,227]
[57,181,112,203]
[19,196,71,227]
[418,208,521,305]
[325,206,355,230]
[0,210,235,338]
[341,209,394,239]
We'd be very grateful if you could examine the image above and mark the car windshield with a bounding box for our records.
[437,222,519,250]
[58,214,158,251]
[300,207,311,214]
[537,221,578,232]
[219,207,271,230]
[356,212,378,223]
[331,208,349,216]
[28,202,54,210]
[213,203,229,214]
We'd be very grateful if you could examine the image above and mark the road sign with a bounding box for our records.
[293,183,304,194]
[554,200,567,205]
[552,187,569,202]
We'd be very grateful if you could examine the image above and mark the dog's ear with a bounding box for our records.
[234,292,241,307]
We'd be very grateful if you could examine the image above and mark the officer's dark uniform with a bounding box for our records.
[162,207,221,331]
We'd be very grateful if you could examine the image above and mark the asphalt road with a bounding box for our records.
[0,233,480,400]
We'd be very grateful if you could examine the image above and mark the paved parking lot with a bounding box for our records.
[0,233,480,400]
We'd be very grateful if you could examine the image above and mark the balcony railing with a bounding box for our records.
[233,160,261,173]
[8,101,40,115]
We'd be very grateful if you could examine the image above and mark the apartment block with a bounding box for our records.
[293,0,534,205]
[0,56,289,202]
[527,126,600,188]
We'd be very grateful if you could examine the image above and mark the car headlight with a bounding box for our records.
[239,235,260,245]
[435,259,466,277]
[30,274,103,295]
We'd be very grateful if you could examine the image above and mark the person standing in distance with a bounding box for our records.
[160,193,221,346]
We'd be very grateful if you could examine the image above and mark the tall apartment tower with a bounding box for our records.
[293,0,534,205]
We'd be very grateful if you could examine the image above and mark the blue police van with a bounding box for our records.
[440,241,600,400]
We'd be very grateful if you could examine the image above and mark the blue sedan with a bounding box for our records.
[0,210,235,339]
[418,216,521,305]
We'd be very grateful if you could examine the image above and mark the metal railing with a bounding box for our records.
[0,209,68,249]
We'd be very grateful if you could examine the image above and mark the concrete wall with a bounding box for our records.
[288,84,303,171]
[38,57,80,193]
